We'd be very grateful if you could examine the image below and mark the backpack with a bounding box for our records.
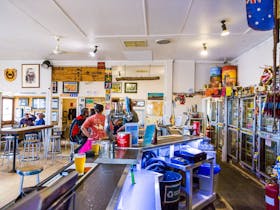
[69,117,85,142]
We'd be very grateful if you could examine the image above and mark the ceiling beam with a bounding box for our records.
[179,0,194,33]
[8,0,52,35]
[52,0,88,39]
[142,0,149,36]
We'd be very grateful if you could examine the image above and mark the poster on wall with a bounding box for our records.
[148,93,164,100]
[22,64,40,88]
[63,82,79,93]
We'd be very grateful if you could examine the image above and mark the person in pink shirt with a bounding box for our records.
[81,104,106,141]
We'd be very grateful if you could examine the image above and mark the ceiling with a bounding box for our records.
[0,0,272,61]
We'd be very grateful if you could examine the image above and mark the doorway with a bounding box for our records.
[61,98,77,139]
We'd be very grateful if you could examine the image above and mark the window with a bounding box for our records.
[2,97,14,124]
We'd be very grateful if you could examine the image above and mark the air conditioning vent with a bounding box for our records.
[123,40,147,47]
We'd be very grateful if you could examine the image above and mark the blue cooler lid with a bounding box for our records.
[197,163,221,176]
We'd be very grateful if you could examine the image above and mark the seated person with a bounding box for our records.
[69,108,89,153]
[19,113,36,127]
[35,113,45,125]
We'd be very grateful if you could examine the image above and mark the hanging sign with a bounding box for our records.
[4,68,17,82]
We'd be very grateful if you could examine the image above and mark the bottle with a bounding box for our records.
[170,114,175,126]
[152,126,158,145]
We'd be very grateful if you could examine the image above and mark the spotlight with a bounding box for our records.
[200,43,208,56]
[89,45,98,57]
[41,60,52,68]
[221,20,229,36]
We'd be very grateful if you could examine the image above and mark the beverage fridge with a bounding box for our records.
[256,95,280,178]
[240,96,256,170]
[227,97,239,161]
[217,99,226,151]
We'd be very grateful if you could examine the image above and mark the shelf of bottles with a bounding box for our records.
[240,97,255,132]
[258,95,275,133]
[258,136,279,177]
[227,98,239,128]
[240,132,254,169]
[227,127,239,160]
[210,100,217,123]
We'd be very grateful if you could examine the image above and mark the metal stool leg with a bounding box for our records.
[36,174,40,184]
[19,175,24,195]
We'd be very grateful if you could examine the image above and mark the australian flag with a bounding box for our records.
[246,0,274,31]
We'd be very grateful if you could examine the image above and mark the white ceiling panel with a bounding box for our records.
[56,0,145,36]
[182,0,248,35]
[0,0,274,61]
[147,0,191,34]
[9,0,83,38]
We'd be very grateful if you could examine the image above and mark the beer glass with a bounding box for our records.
[91,141,100,156]
[74,153,86,175]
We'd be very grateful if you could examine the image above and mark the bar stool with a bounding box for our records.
[1,135,19,166]
[16,165,43,196]
[22,134,41,161]
[49,135,61,162]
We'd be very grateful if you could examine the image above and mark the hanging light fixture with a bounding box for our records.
[200,43,208,56]
[89,45,98,57]
[221,20,230,36]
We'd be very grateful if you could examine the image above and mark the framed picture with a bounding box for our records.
[124,82,137,93]
[112,82,122,93]
[18,98,29,106]
[22,64,40,88]
[148,93,164,100]
[52,81,58,93]
[133,99,145,107]
[32,98,46,109]
[52,98,59,109]
[63,81,79,93]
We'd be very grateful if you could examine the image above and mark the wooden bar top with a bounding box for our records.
[0,125,53,135]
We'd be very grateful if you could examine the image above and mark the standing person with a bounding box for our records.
[69,108,89,153]
[116,97,139,132]
[81,104,106,141]
[35,113,45,125]
[19,113,36,127]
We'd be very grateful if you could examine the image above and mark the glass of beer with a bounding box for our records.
[74,153,86,175]
[91,141,100,156]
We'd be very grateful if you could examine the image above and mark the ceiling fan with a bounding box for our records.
[52,36,64,55]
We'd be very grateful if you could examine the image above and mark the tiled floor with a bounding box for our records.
[0,144,72,208]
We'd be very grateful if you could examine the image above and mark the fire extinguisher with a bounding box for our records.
[265,182,279,210]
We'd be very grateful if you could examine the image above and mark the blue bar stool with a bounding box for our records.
[16,165,43,196]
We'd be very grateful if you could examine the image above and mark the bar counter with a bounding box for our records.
[4,134,206,209]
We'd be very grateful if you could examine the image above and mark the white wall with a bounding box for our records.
[0,60,51,95]
[232,37,273,86]
[173,60,195,93]
[195,62,223,91]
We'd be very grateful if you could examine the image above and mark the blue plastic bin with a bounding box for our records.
[197,163,221,193]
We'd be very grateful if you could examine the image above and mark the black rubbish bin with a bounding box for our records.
[159,171,182,210]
